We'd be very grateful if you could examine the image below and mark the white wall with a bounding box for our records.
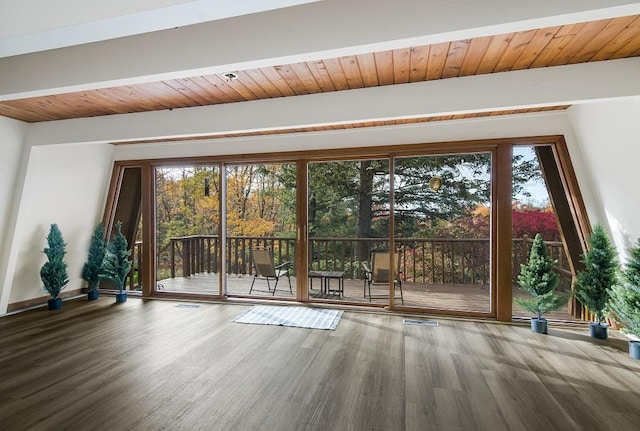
[568,97,640,261]
[2,142,113,310]
[0,116,26,241]
[0,117,27,312]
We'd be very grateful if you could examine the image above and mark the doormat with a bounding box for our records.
[403,318,439,327]
[234,305,343,330]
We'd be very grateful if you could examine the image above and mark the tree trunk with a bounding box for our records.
[357,160,374,261]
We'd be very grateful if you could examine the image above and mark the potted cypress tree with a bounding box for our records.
[575,224,618,339]
[608,238,640,359]
[100,222,132,303]
[81,223,106,301]
[40,224,69,310]
[514,233,567,334]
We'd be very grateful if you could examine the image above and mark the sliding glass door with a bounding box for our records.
[393,153,492,313]
[511,146,576,321]
[225,163,296,298]
[138,138,587,320]
[154,165,221,295]
[307,159,390,304]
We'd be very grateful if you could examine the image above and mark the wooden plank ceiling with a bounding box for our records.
[0,14,638,125]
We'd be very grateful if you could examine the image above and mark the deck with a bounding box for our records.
[155,273,578,321]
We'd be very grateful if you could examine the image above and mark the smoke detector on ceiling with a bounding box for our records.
[222,72,239,81]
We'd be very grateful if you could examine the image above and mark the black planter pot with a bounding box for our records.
[531,317,548,334]
[115,292,127,303]
[629,340,640,360]
[589,322,608,339]
[87,290,99,301]
[47,298,62,310]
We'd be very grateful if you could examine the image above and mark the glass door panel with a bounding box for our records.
[225,163,296,298]
[511,146,576,321]
[393,153,492,312]
[155,165,221,295]
[307,159,390,303]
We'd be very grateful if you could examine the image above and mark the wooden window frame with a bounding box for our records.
[104,135,588,321]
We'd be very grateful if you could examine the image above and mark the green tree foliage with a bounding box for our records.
[305,160,390,238]
[394,154,492,238]
[514,233,566,319]
[607,239,640,337]
[153,152,542,272]
[624,238,640,287]
[575,224,618,323]
[155,153,539,242]
[81,223,106,291]
[100,222,132,292]
[156,167,221,242]
[40,224,69,299]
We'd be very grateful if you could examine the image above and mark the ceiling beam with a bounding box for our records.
[2,0,639,100]
[25,58,640,146]
[0,0,319,58]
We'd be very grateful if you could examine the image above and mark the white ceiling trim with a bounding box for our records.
[111,111,576,160]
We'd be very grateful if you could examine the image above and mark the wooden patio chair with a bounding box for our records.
[249,247,292,295]
[362,251,404,304]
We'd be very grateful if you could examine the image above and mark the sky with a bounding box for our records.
[513,146,550,207]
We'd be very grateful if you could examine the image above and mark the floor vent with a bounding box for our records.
[403,319,439,327]
[175,303,200,308]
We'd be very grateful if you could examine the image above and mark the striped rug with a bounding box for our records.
[233,305,343,330]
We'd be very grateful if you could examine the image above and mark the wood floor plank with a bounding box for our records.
[1,298,640,430]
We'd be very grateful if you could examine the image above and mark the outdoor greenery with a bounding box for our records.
[608,238,640,337]
[514,233,566,319]
[153,150,556,280]
[100,222,132,292]
[40,224,69,300]
[155,153,540,243]
[81,223,106,292]
[575,224,619,323]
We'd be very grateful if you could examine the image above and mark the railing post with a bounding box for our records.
[519,234,529,279]
[195,236,204,273]
[182,238,190,277]
[137,242,142,290]
[213,237,218,273]
[191,238,196,275]
[170,240,176,278]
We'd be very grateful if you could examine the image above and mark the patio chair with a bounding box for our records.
[249,247,292,295]
[362,251,404,304]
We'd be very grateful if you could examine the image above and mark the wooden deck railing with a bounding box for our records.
[153,234,570,289]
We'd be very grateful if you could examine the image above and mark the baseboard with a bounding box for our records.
[7,289,84,312]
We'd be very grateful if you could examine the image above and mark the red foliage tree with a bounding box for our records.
[512,208,559,241]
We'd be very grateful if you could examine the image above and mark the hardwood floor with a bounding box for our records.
[0,297,638,430]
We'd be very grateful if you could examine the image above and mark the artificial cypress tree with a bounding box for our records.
[100,222,132,296]
[81,223,106,297]
[40,224,69,301]
[623,238,640,287]
[515,233,566,328]
[608,238,640,338]
[575,224,618,326]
